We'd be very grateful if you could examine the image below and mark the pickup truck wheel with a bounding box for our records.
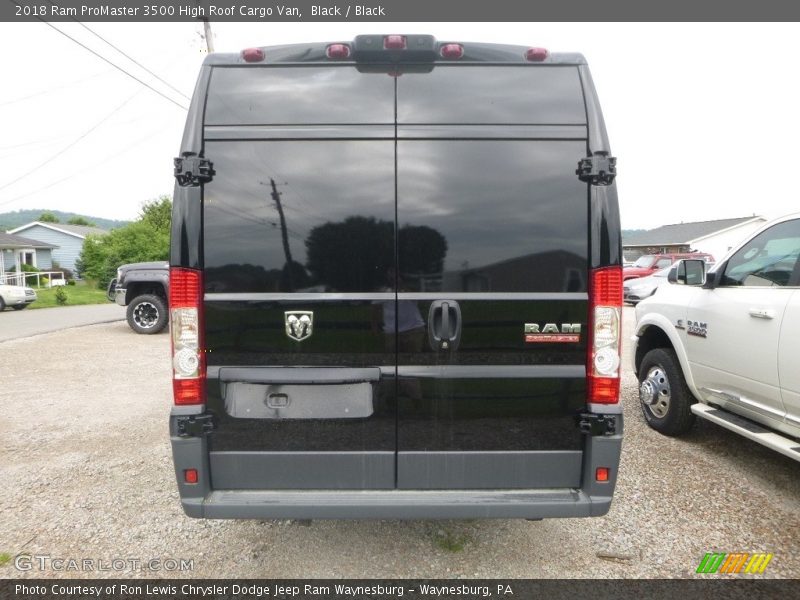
[126,294,168,334]
[638,348,695,436]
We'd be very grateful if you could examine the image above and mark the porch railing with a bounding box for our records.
[0,271,66,288]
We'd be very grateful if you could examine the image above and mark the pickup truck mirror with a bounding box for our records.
[668,259,706,286]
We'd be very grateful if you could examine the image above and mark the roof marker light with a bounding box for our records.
[326,44,351,59]
[525,47,549,62]
[440,44,464,59]
[384,35,407,50]
[241,47,265,62]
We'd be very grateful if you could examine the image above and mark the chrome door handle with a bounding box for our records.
[749,308,775,319]
[428,299,462,351]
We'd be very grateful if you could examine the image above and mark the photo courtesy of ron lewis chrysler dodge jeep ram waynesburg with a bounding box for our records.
[633,212,800,462]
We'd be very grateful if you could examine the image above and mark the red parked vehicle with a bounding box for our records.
[623,253,714,280]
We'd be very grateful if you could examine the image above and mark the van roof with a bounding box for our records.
[202,38,587,67]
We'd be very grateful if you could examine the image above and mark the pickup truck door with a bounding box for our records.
[779,285,800,432]
[686,219,800,422]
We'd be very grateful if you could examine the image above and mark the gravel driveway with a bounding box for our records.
[1,309,798,578]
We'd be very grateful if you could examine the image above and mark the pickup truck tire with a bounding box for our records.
[638,348,696,436]
[126,294,168,334]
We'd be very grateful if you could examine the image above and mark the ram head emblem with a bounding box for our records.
[284,311,313,342]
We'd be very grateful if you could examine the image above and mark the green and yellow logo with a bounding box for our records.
[696,552,773,574]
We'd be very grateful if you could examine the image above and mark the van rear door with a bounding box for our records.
[201,66,398,490]
[395,66,590,489]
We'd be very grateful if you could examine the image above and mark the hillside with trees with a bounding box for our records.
[0,208,129,232]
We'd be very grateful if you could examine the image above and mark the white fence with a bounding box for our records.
[0,271,66,288]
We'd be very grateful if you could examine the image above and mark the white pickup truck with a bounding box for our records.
[632,213,800,462]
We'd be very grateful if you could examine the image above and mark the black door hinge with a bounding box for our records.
[576,413,618,436]
[174,153,215,187]
[576,153,617,186]
[176,414,215,437]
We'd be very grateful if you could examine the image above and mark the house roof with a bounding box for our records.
[0,232,58,249]
[8,221,109,239]
[624,216,764,247]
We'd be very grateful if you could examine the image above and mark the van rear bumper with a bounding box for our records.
[181,488,612,519]
[171,425,622,520]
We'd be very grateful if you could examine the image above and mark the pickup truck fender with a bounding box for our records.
[633,312,702,400]
[117,268,169,305]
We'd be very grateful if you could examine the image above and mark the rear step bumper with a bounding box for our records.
[171,413,622,520]
[691,404,800,463]
[182,489,611,520]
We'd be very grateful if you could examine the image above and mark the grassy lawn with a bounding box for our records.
[28,282,109,309]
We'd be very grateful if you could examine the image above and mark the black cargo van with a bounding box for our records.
[169,36,623,519]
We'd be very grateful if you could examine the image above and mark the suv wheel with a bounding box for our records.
[638,347,696,436]
[126,294,168,334]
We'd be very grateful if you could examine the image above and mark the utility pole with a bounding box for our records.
[196,1,214,52]
[265,178,294,290]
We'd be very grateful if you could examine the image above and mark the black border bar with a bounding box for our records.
[4,0,800,22]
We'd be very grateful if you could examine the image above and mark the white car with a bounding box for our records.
[623,265,674,304]
[632,213,800,462]
[0,284,37,311]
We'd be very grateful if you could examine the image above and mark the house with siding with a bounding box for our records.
[0,232,57,281]
[7,222,108,273]
[623,216,767,263]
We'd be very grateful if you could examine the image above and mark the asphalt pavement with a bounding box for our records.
[0,303,126,342]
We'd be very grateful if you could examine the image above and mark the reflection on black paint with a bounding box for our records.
[397,67,587,124]
[204,140,396,293]
[206,67,395,125]
[398,140,588,293]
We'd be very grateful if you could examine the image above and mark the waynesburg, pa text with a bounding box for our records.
[15,583,513,598]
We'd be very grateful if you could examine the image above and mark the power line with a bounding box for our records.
[62,14,191,101]
[0,91,142,193]
[14,5,190,111]
[0,118,171,208]
[0,68,112,107]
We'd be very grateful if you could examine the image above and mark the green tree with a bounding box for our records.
[67,216,95,226]
[139,195,172,234]
[38,211,59,223]
[76,197,171,287]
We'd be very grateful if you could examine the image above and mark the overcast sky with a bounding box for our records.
[1,22,798,229]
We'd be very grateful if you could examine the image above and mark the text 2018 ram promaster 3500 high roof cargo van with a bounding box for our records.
[168,36,622,519]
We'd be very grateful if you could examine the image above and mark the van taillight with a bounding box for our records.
[241,47,265,62]
[588,266,622,405]
[169,267,205,406]
[525,47,549,62]
[440,43,464,59]
[326,43,351,59]
[384,35,407,50]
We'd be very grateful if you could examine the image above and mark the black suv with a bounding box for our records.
[168,36,623,519]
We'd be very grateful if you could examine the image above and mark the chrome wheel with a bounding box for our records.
[640,366,671,419]
[133,302,159,329]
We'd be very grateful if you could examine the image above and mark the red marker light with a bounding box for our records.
[596,467,610,482]
[440,43,464,59]
[384,35,407,50]
[184,469,199,484]
[525,47,549,62]
[241,47,265,62]
[326,44,351,59]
